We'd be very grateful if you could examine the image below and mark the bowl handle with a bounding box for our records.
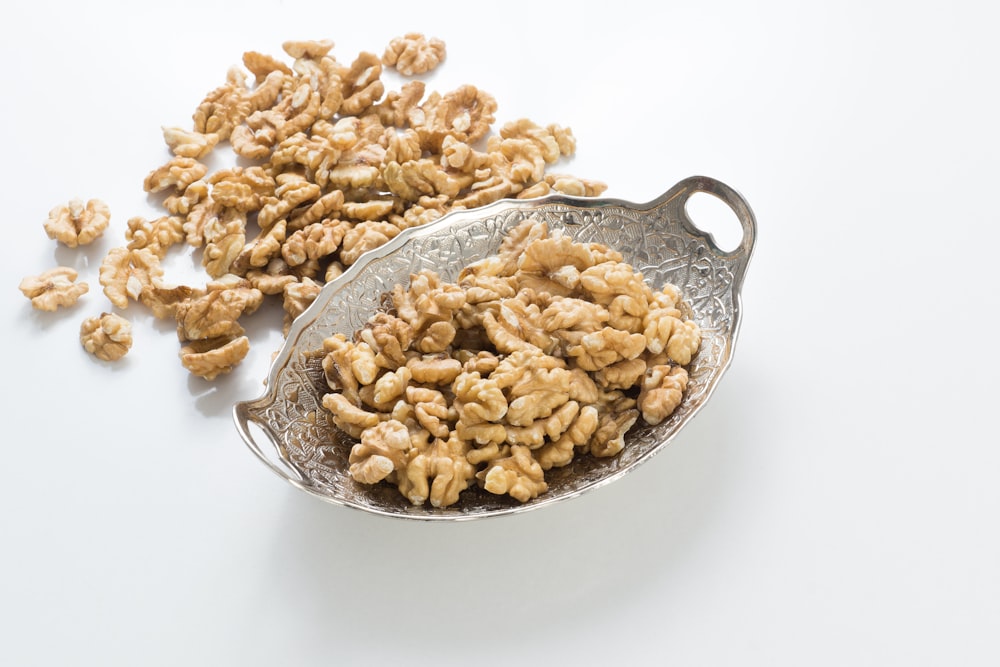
[666,175,757,281]
[232,401,306,485]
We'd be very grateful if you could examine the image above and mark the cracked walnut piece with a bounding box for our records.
[80,312,133,362]
[44,199,110,248]
[382,33,446,76]
[318,219,701,507]
[179,335,250,380]
[19,267,89,311]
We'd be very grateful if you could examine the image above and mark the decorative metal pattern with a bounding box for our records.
[234,175,756,520]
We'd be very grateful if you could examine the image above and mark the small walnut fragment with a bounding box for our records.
[638,365,689,426]
[382,33,446,76]
[174,275,263,342]
[282,277,322,334]
[80,312,133,361]
[316,220,701,507]
[179,335,250,381]
[99,247,170,311]
[19,267,89,311]
[161,126,220,159]
[192,66,252,140]
[44,199,110,248]
[477,445,547,503]
[348,419,412,485]
[143,157,208,194]
[125,215,185,258]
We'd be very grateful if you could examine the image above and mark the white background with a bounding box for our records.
[2,1,998,665]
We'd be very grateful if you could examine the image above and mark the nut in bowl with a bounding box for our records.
[233,175,756,520]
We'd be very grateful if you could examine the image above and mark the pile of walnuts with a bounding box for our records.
[19,34,606,378]
[318,219,701,507]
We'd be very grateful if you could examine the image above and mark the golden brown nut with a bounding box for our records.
[44,198,110,248]
[179,335,250,380]
[19,267,88,311]
[566,327,647,371]
[125,215,185,258]
[411,84,497,152]
[282,218,349,266]
[161,126,219,159]
[382,33,446,76]
[348,419,412,485]
[98,247,136,309]
[406,354,462,385]
[383,158,470,202]
[209,166,276,212]
[242,50,293,83]
[477,444,547,503]
[535,405,600,470]
[504,400,580,449]
[371,366,412,405]
[192,66,252,140]
[282,277,322,335]
[665,318,701,366]
[322,392,380,438]
[80,312,133,362]
[638,365,689,426]
[163,180,209,217]
[202,209,247,278]
[174,275,263,342]
[594,358,648,390]
[257,171,322,230]
[281,39,335,60]
[544,173,608,197]
[588,408,639,458]
[404,386,451,439]
[143,157,208,194]
[339,51,384,116]
[398,433,476,507]
[357,312,414,369]
[246,219,286,269]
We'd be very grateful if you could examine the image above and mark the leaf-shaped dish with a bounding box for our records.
[233,175,756,520]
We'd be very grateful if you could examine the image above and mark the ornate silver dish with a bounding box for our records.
[233,175,756,520]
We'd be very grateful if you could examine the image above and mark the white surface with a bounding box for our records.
[3,1,998,665]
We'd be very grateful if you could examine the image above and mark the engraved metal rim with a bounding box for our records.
[233,175,756,521]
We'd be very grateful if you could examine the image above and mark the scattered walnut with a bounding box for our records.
[282,277,322,335]
[44,198,110,248]
[143,157,208,194]
[174,275,263,342]
[192,66,252,140]
[80,312,133,361]
[282,39,336,60]
[29,33,609,384]
[202,208,247,278]
[19,267,89,311]
[382,33,446,76]
[125,215,185,258]
[179,335,250,381]
[161,126,220,159]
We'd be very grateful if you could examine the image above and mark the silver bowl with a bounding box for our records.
[233,175,756,520]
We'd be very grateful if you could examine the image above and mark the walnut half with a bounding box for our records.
[19,267,89,311]
[80,312,133,361]
[44,198,110,248]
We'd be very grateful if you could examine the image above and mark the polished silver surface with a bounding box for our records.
[233,175,756,520]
